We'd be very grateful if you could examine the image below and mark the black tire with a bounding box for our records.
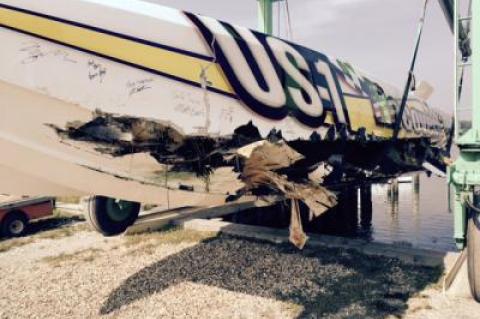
[85,196,140,236]
[1,212,28,237]
[467,212,480,302]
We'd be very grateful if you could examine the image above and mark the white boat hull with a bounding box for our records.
[0,0,452,207]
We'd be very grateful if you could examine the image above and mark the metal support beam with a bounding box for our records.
[257,0,281,35]
[473,0,480,131]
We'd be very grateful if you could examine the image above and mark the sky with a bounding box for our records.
[144,0,454,113]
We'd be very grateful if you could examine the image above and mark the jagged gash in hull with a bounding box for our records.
[0,0,451,211]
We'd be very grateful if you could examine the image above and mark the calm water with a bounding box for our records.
[224,173,456,252]
[370,174,455,252]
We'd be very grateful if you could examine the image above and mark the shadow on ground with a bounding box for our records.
[27,216,84,235]
[101,234,443,318]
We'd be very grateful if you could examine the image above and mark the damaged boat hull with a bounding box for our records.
[0,80,237,205]
[0,0,452,207]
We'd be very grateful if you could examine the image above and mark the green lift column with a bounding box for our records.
[448,0,480,301]
[449,0,480,250]
[257,0,282,35]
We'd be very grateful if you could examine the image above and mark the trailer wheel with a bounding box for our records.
[85,196,140,236]
[1,212,28,237]
[467,211,480,302]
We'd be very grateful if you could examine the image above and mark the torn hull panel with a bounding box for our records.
[0,77,447,210]
[0,80,242,206]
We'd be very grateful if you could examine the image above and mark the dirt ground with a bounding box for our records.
[0,220,479,319]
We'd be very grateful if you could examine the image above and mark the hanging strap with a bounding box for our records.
[392,0,430,140]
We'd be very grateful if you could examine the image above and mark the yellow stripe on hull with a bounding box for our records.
[0,6,234,94]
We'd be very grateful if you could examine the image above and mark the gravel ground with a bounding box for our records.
[0,224,479,319]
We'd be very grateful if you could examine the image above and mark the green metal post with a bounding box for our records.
[448,0,480,249]
[453,183,468,247]
[257,0,281,35]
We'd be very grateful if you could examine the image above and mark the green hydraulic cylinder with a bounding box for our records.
[448,0,480,249]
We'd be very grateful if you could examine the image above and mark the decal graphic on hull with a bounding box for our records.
[187,13,449,139]
[187,13,349,129]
